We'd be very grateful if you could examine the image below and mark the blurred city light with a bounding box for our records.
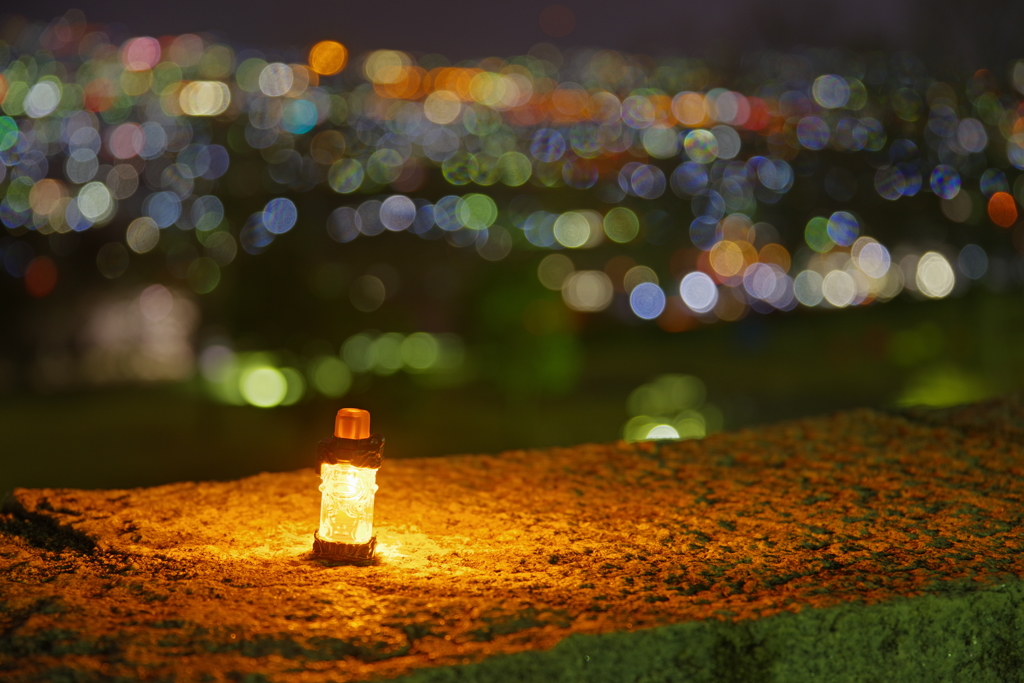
[0,9,1019,428]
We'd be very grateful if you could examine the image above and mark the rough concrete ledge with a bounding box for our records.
[2,405,1024,682]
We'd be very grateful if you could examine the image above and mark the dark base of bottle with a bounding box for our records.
[312,531,377,565]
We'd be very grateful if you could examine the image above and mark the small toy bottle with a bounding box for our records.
[312,408,384,565]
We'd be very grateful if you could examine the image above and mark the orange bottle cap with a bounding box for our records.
[335,408,371,440]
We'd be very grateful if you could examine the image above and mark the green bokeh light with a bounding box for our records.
[457,193,498,229]
[239,366,288,408]
[312,356,352,398]
[804,216,834,253]
[603,207,639,243]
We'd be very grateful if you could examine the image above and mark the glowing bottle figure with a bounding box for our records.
[313,408,384,564]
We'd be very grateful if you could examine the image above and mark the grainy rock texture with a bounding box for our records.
[3,406,1024,682]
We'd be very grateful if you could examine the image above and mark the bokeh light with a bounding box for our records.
[309,41,348,76]
[679,272,718,313]
[805,217,834,253]
[2,11,1021,425]
[350,275,386,312]
[821,270,856,307]
[958,245,988,280]
[240,366,288,408]
[988,192,1017,227]
[826,212,859,247]
[312,356,352,397]
[683,130,718,164]
[916,252,955,298]
[553,212,590,248]
[264,198,298,234]
[630,282,666,320]
[179,82,231,116]
[603,207,639,243]
[562,271,613,312]
[538,253,575,290]
[623,374,718,442]
[126,217,160,254]
[259,63,294,97]
[930,165,961,200]
[851,237,891,279]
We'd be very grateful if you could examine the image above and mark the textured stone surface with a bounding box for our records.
[3,405,1024,681]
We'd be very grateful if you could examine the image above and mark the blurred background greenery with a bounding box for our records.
[3,283,1018,494]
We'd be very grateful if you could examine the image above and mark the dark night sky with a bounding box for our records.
[9,0,1024,69]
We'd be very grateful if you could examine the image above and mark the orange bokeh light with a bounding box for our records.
[25,256,58,298]
[672,92,707,127]
[375,66,425,100]
[428,68,481,101]
[648,94,675,127]
[744,97,772,130]
[709,241,745,277]
[308,40,348,76]
[83,78,115,112]
[1011,117,1024,138]
[551,85,588,116]
[759,243,792,273]
[988,192,1018,228]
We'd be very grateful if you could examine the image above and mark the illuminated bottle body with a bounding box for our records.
[318,463,378,544]
[312,408,384,564]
